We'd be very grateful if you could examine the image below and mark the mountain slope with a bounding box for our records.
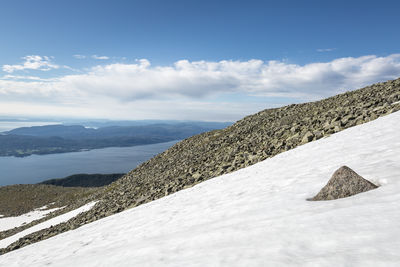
[1,108,399,266]
[0,184,96,217]
[93,78,400,215]
[1,78,399,253]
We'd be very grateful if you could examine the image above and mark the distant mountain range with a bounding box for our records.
[0,122,231,157]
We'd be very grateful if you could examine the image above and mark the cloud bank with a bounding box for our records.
[1,54,400,120]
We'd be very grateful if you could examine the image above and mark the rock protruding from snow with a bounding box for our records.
[311,166,378,201]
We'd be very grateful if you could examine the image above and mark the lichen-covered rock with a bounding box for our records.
[310,166,378,201]
[301,131,315,144]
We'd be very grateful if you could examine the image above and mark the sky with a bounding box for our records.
[0,0,400,121]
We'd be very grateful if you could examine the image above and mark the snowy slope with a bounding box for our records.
[0,205,63,232]
[0,202,96,249]
[1,112,400,266]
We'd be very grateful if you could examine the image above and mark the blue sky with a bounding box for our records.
[0,0,400,121]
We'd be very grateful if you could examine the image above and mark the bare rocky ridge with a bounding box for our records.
[310,166,378,201]
[1,77,400,254]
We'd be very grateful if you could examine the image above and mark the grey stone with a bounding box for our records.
[301,131,314,144]
[310,166,378,201]
[314,131,324,140]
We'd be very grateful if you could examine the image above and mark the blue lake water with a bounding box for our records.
[0,141,177,186]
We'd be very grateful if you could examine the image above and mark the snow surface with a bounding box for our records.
[0,205,63,232]
[0,202,97,249]
[1,112,400,266]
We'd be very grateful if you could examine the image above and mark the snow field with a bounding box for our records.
[0,205,63,232]
[0,202,97,249]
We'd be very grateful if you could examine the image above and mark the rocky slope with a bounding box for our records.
[0,184,97,217]
[1,77,400,254]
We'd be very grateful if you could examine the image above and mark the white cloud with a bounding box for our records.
[92,55,110,60]
[0,74,52,81]
[73,54,86,59]
[317,48,335,52]
[0,99,263,121]
[2,55,59,73]
[0,54,399,120]
[57,54,400,101]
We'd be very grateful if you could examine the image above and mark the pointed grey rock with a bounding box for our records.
[310,166,378,201]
